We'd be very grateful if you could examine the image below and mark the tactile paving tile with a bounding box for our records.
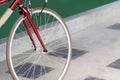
[84,76,104,80]
[108,58,120,69]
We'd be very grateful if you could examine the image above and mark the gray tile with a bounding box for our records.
[108,23,120,30]
[8,63,54,79]
[84,76,104,80]
[49,47,88,59]
[71,48,88,59]
[108,58,120,69]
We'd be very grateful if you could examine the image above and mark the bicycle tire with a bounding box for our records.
[6,8,72,80]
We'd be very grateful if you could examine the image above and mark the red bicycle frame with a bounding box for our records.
[0,0,9,4]
[1,0,48,52]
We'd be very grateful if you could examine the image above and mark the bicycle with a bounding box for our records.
[0,0,72,80]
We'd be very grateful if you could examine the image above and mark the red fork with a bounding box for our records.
[20,5,48,52]
[23,20,37,50]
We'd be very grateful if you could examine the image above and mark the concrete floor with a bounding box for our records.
[64,23,120,80]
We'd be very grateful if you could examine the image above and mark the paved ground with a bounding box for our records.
[64,22,120,80]
[1,18,120,80]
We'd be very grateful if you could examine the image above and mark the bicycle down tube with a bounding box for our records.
[0,0,47,52]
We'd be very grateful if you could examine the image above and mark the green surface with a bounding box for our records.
[0,0,116,39]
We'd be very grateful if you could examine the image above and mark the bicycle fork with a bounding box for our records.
[19,5,48,52]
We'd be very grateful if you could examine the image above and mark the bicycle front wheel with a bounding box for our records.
[6,8,72,80]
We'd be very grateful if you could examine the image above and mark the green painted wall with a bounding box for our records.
[0,0,116,39]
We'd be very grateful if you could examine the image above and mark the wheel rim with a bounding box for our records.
[7,8,72,80]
